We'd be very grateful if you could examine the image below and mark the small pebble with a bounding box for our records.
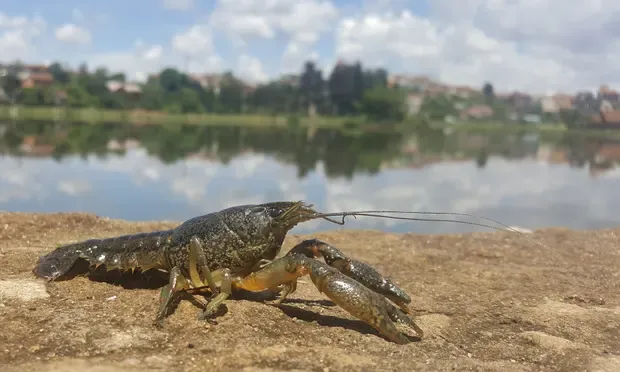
[28,345,40,352]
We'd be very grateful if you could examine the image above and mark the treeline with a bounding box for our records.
[1,61,408,122]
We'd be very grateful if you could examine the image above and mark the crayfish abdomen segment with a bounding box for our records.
[32,230,174,281]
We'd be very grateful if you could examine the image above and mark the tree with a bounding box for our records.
[328,61,360,115]
[178,87,203,113]
[360,86,406,122]
[159,68,184,93]
[139,80,165,110]
[109,73,126,82]
[559,108,585,129]
[20,88,44,105]
[299,61,325,114]
[218,73,244,113]
[363,68,388,90]
[247,82,297,114]
[48,62,71,84]
[66,80,91,107]
[419,95,457,121]
[482,82,495,104]
[0,72,21,100]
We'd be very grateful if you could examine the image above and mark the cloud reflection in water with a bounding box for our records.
[1,145,620,235]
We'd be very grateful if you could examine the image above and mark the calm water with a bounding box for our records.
[1,120,619,235]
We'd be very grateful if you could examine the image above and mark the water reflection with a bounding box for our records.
[0,120,619,234]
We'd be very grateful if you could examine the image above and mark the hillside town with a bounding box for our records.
[1,61,619,128]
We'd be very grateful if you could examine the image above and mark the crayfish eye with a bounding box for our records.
[268,208,284,218]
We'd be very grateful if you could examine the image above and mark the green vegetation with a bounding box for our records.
[0,105,346,128]
[1,61,406,126]
[430,120,566,132]
[0,59,598,131]
[1,105,605,140]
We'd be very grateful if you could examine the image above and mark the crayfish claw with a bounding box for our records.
[306,260,422,344]
[288,239,412,313]
[233,254,422,344]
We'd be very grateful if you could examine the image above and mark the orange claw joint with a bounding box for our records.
[287,239,412,313]
[232,253,423,344]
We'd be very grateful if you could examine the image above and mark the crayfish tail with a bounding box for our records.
[32,243,88,281]
[33,230,175,281]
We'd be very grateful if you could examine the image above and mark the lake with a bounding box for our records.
[1,120,619,235]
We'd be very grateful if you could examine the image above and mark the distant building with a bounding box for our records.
[106,81,142,100]
[405,93,423,116]
[554,94,574,110]
[188,73,223,94]
[448,86,477,98]
[541,94,574,113]
[589,110,620,129]
[503,92,534,113]
[460,105,494,119]
[600,100,615,112]
[573,91,598,116]
[598,85,620,103]
[20,72,54,88]
[276,74,300,87]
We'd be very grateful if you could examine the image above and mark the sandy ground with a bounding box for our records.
[0,212,619,372]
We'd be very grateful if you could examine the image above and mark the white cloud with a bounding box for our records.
[142,45,163,61]
[163,0,195,11]
[172,25,215,57]
[335,2,620,94]
[336,11,441,66]
[1,1,620,93]
[0,12,46,61]
[58,179,91,196]
[89,40,164,82]
[281,42,320,73]
[55,23,91,45]
[237,54,268,84]
[1,136,620,234]
[209,0,338,47]
[0,30,30,56]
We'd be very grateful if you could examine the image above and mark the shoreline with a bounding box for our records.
[3,105,618,138]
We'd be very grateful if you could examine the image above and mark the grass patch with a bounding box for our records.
[2,106,619,140]
[0,106,349,129]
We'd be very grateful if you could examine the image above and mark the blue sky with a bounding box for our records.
[1,0,619,94]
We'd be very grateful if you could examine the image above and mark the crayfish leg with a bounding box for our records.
[272,280,298,305]
[197,268,232,320]
[188,236,218,294]
[154,266,189,328]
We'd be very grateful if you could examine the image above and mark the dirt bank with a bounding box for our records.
[0,212,618,372]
